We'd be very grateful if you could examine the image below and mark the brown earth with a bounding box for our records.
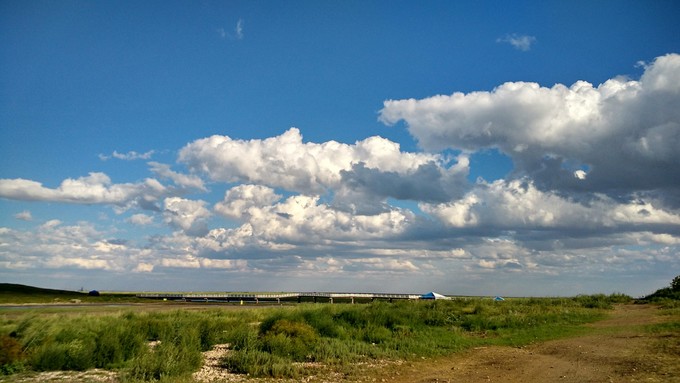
[364,304,679,383]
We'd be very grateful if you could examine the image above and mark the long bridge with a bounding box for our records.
[137,292,423,304]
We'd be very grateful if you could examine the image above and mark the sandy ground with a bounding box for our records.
[3,304,677,383]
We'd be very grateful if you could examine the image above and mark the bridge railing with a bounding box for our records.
[136,292,422,301]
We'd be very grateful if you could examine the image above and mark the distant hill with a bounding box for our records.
[0,283,142,304]
[0,283,80,295]
[0,283,86,303]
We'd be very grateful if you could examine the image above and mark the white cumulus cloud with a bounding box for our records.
[380,53,680,199]
[215,184,282,220]
[127,213,154,226]
[149,162,206,191]
[163,197,212,235]
[420,179,680,230]
[0,173,168,210]
[179,128,467,205]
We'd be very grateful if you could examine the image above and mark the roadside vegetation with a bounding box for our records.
[644,275,680,303]
[0,290,636,382]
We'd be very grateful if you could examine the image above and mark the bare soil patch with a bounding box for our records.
[368,304,679,383]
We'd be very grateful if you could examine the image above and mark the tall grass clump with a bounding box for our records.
[123,310,240,380]
[3,308,262,380]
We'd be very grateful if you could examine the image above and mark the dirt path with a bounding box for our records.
[373,304,678,383]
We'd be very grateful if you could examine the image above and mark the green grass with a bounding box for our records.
[0,293,633,381]
[220,296,619,378]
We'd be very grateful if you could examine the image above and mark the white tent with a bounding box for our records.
[420,291,449,300]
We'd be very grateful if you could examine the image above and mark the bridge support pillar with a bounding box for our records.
[351,297,355,304]
[255,297,259,304]
[329,297,333,304]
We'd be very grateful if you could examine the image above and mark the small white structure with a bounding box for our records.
[420,291,449,300]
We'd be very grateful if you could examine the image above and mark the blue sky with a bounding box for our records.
[1,1,679,296]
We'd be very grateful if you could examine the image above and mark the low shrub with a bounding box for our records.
[302,307,343,338]
[260,319,318,361]
[574,294,615,309]
[0,334,25,375]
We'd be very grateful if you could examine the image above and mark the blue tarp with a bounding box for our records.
[420,291,448,300]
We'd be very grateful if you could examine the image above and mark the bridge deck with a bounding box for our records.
[137,292,422,302]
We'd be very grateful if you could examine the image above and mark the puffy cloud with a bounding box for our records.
[179,128,451,196]
[180,128,469,215]
[127,213,154,226]
[290,256,421,276]
[161,256,201,269]
[163,197,211,235]
[272,195,410,241]
[13,210,32,221]
[362,247,468,259]
[149,162,206,191]
[335,154,469,213]
[0,221,127,271]
[380,54,680,199]
[207,189,417,248]
[194,225,257,253]
[199,257,247,269]
[44,256,117,270]
[496,33,536,51]
[0,172,168,210]
[215,184,282,220]
[0,220,250,275]
[133,263,154,273]
[353,257,419,272]
[226,194,415,244]
[421,179,680,230]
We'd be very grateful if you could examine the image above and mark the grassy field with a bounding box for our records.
[0,285,635,382]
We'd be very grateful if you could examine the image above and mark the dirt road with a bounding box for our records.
[376,304,678,383]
